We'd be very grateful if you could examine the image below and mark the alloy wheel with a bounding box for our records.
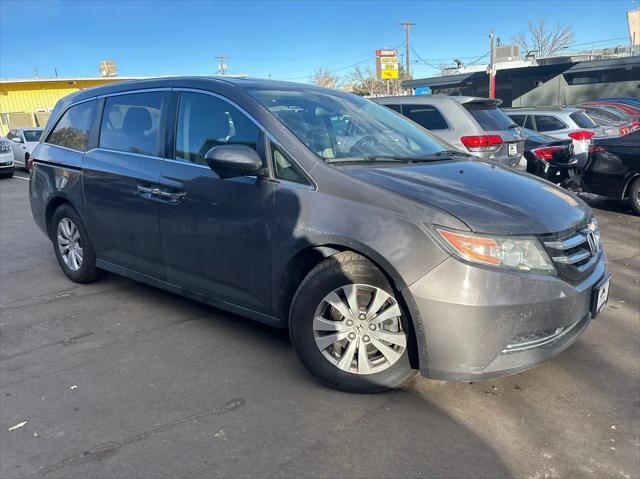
[57,218,83,271]
[313,284,406,375]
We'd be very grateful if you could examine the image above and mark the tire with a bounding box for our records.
[51,204,102,283]
[629,177,640,216]
[0,171,14,179]
[289,251,417,393]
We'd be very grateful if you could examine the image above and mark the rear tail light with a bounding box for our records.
[532,146,566,161]
[568,131,596,141]
[460,135,503,152]
[620,126,630,135]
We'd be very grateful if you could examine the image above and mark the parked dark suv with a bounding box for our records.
[30,77,610,393]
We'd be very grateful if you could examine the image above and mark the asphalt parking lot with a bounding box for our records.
[1,171,638,479]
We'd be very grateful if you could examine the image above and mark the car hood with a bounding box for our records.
[341,160,590,235]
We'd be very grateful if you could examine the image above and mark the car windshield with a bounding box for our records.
[248,89,448,161]
[23,130,42,142]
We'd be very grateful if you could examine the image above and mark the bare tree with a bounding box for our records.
[512,20,575,57]
[310,67,340,89]
[347,65,412,97]
[347,67,385,97]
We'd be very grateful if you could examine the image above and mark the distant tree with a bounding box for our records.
[512,20,575,57]
[310,67,340,89]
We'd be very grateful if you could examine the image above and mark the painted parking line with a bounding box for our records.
[12,174,30,181]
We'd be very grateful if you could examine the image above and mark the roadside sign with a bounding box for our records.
[376,49,399,80]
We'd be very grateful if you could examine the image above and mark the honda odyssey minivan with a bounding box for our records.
[30,77,610,393]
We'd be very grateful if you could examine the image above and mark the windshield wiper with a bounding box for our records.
[325,156,409,164]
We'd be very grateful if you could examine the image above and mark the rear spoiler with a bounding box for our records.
[461,98,503,108]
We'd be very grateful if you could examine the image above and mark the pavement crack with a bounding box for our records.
[0,332,95,362]
[27,397,247,478]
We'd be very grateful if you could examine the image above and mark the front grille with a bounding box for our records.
[542,221,601,283]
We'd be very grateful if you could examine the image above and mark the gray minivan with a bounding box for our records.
[374,95,525,168]
[30,77,609,393]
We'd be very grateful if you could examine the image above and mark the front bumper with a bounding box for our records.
[407,253,607,381]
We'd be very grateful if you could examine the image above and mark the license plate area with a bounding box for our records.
[508,143,518,156]
[591,274,611,317]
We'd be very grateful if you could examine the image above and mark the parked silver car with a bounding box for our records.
[7,127,44,171]
[374,96,525,168]
[504,107,604,168]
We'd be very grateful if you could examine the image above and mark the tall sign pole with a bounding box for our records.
[488,31,496,99]
[399,22,415,78]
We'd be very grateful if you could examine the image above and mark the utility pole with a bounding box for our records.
[399,22,415,78]
[215,55,229,75]
[488,30,496,99]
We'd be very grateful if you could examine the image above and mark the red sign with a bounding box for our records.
[375,49,398,57]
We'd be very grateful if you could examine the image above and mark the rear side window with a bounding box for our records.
[23,130,42,142]
[508,114,526,127]
[464,103,514,130]
[570,111,598,129]
[402,105,448,130]
[99,92,164,156]
[535,115,567,132]
[46,101,94,152]
[175,92,259,165]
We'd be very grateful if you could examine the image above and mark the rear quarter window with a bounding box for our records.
[570,111,598,129]
[534,115,567,132]
[46,101,94,152]
[402,104,448,130]
[464,103,514,130]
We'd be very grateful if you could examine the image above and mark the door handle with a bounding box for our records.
[157,189,186,202]
[136,184,159,197]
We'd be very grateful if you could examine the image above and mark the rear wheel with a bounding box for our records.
[629,177,640,215]
[51,204,102,283]
[289,251,417,393]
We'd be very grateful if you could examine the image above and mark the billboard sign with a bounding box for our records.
[375,49,399,80]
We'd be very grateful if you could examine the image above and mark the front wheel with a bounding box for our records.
[289,251,417,393]
[629,177,640,216]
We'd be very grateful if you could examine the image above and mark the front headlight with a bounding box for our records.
[435,227,556,274]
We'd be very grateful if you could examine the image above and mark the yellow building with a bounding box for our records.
[0,77,143,135]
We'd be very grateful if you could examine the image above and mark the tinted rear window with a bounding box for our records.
[464,104,514,130]
[535,115,567,132]
[99,92,164,157]
[46,101,94,152]
[570,111,598,129]
[402,104,448,130]
[508,114,526,127]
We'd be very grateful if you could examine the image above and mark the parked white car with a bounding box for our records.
[0,137,15,178]
[7,127,44,171]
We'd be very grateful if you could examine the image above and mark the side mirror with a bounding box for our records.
[11,137,23,143]
[204,144,264,179]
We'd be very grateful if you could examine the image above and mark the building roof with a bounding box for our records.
[403,55,640,89]
[0,76,147,84]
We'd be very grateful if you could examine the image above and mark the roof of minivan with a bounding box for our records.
[374,95,500,105]
[62,76,342,104]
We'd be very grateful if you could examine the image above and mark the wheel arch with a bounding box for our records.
[621,173,640,199]
[45,194,78,239]
[278,242,421,370]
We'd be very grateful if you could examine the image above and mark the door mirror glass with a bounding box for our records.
[205,144,264,179]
